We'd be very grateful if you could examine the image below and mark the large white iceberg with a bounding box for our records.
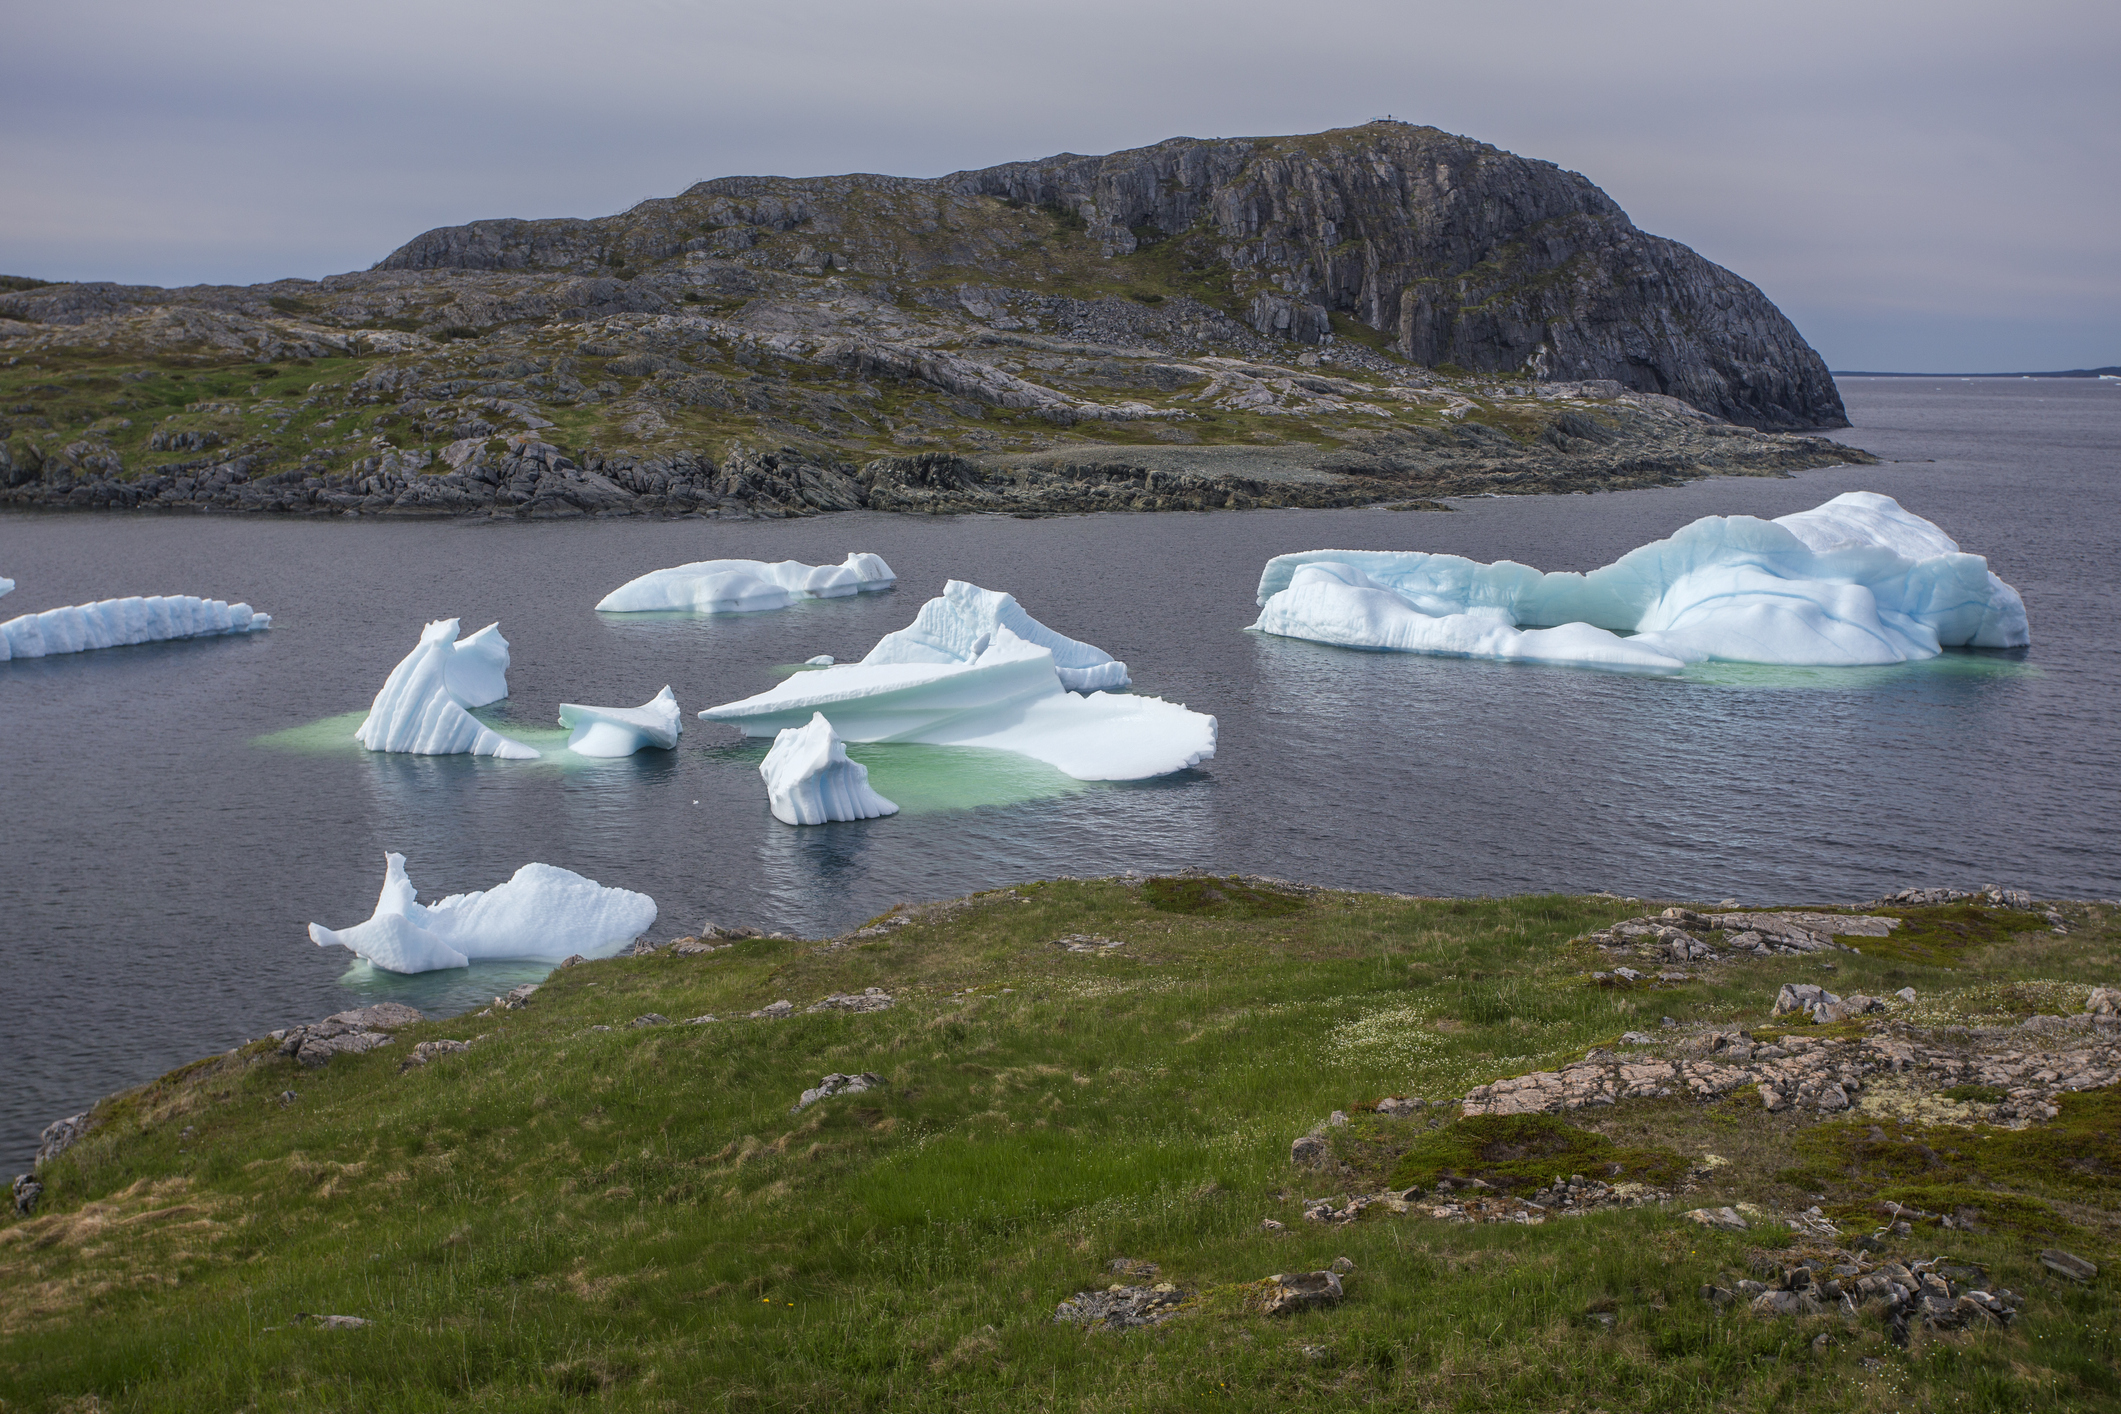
[1251,492,2030,670]
[1,594,270,661]
[596,553,895,613]
[761,713,900,824]
[702,624,1214,780]
[558,686,682,756]
[861,579,1130,691]
[354,619,538,758]
[308,852,657,973]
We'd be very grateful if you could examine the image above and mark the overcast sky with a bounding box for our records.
[5,0,2114,370]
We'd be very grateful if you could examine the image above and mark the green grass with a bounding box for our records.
[3,883,2115,1410]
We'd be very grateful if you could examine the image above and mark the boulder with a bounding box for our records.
[1684,1206,1749,1232]
[35,1112,91,1168]
[12,1174,42,1214]
[1259,1270,1344,1316]
[793,1071,886,1112]
[2039,1249,2098,1282]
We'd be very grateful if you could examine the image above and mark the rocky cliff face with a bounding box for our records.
[379,124,1844,429]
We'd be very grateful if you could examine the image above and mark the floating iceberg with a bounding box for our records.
[703,624,1214,780]
[861,579,1130,691]
[1251,493,2029,670]
[596,553,895,613]
[1,594,270,661]
[308,852,657,973]
[0,577,12,599]
[558,686,682,756]
[760,713,900,824]
[354,619,538,758]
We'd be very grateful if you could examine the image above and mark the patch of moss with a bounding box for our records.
[1139,875,1304,920]
[1940,1084,2009,1105]
[1384,1114,1692,1195]
[1858,905,2026,967]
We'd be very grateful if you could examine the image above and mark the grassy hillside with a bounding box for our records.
[4,880,2114,1411]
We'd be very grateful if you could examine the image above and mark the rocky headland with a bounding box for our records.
[0,123,1870,519]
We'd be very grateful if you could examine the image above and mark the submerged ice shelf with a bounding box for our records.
[596,553,895,614]
[558,686,681,757]
[308,853,657,973]
[863,579,1129,691]
[1,593,270,661]
[355,619,538,758]
[1251,492,2030,670]
[761,713,900,825]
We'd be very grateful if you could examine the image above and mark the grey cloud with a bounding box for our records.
[2,0,2114,370]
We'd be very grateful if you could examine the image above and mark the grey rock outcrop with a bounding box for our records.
[380,123,1843,430]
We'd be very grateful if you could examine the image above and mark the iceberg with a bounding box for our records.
[702,624,1214,780]
[308,852,657,973]
[760,713,900,824]
[596,553,895,613]
[557,686,682,756]
[0,594,270,661]
[1251,492,2030,670]
[354,619,538,758]
[861,579,1131,691]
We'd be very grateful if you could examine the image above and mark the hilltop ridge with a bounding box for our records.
[0,123,1869,518]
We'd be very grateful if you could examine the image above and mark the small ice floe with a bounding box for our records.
[557,686,681,756]
[355,619,536,758]
[595,553,894,613]
[804,654,835,666]
[308,852,657,973]
[1,593,270,661]
[760,713,899,825]
[1251,492,2028,670]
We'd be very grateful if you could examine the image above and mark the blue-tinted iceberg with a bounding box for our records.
[355,619,538,758]
[761,713,900,824]
[861,579,1130,691]
[703,624,1214,781]
[1252,493,2029,669]
[558,686,681,757]
[596,553,895,613]
[1,593,270,661]
[308,852,657,972]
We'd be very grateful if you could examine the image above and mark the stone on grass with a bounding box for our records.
[2087,988,2119,1017]
[1054,1283,1188,1330]
[805,988,894,1014]
[35,1113,91,1168]
[629,1014,669,1027]
[404,1038,474,1069]
[749,1000,794,1019]
[1259,1270,1344,1316]
[297,1313,371,1330]
[1685,1206,1749,1231]
[12,1175,42,1214]
[1290,1134,1327,1166]
[2039,1249,2098,1282]
[792,1071,885,1112]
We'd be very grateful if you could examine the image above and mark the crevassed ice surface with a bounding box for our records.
[861,578,1131,691]
[703,626,1215,781]
[1251,492,2030,669]
[761,713,900,825]
[1,594,270,661]
[595,552,895,613]
[307,852,657,973]
[557,686,682,757]
[354,618,538,758]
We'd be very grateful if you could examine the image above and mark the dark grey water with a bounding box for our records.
[4,377,2117,1160]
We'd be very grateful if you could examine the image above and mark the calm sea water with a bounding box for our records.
[3,377,2116,1161]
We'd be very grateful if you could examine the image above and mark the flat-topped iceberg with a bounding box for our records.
[355,619,538,758]
[862,579,1129,691]
[308,852,657,972]
[558,686,682,756]
[703,624,1213,780]
[1252,492,2029,670]
[596,553,895,613]
[761,713,900,824]
[1,594,270,661]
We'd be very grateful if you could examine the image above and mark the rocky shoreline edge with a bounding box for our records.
[1,390,1871,520]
